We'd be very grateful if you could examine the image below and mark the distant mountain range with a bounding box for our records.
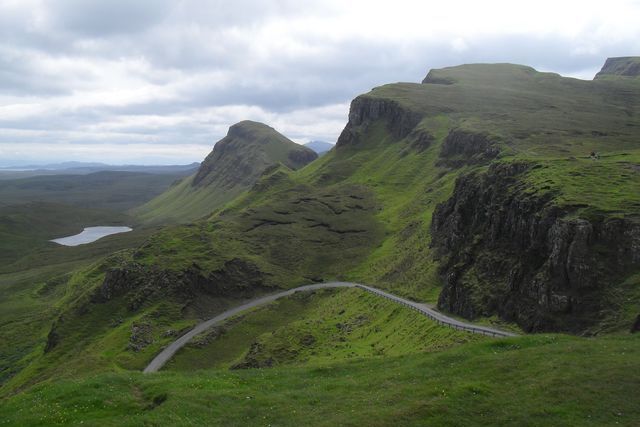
[304,140,334,155]
[0,162,200,180]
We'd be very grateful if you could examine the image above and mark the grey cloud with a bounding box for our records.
[48,0,174,37]
[1,0,640,164]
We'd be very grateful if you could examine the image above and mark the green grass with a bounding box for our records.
[2,62,640,425]
[0,202,132,266]
[1,333,638,426]
[133,120,317,225]
[167,287,483,371]
[131,175,245,225]
[521,152,640,219]
[0,227,161,387]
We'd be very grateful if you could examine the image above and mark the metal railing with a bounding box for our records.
[355,284,516,338]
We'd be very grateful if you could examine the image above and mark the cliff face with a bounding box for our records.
[92,258,271,311]
[336,96,424,147]
[134,120,317,224]
[595,57,640,79]
[431,163,640,333]
[437,129,500,167]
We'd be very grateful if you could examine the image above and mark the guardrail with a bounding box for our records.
[355,284,516,338]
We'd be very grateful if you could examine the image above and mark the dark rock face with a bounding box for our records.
[128,322,153,352]
[632,315,640,333]
[595,57,640,79]
[422,70,455,85]
[336,96,423,147]
[192,121,317,188]
[94,258,271,311]
[288,149,317,165]
[407,129,435,152]
[44,325,60,353]
[230,341,277,369]
[438,129,500,167]
[431,162,640,333]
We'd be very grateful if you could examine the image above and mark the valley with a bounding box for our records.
[0,58,639,426]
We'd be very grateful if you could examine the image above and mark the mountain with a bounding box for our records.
[304,140,334,155]
[6,161,110,170]
[133,120,318,224]
[0,162,200,180]
[594,56,640,78]
[2,59,640,425]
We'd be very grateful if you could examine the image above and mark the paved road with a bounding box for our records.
[143,282,516,373]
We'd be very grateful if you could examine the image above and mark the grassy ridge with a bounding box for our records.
[1,333,638,426]
[167,288,483,371]
[133,121,317,224]
[1,63,639,425]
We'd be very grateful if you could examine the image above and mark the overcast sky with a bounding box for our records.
[1,0,639,165]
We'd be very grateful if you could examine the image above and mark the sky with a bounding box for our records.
[1,0,640,166]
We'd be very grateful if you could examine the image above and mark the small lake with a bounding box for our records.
[50,226,133,246]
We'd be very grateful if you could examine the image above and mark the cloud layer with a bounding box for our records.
[1,0,640,165]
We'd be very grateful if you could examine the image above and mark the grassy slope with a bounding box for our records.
[0,227,161,385]
[2,64,639,424]
[131,175,244,225]
[133,121,317,225]
[167,287,483,371]
[0,202,132,266]
[1,334,638,426]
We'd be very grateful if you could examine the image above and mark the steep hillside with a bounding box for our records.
[3,59,640,401]
[595,56,640,78]
[133,121,317,224]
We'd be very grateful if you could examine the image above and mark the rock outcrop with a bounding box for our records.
[93,258,272,312]
[431,162,640,333]
[193,120,317,188]
[422,69,456,85]
[437,129,500,166]
[595,57,640,79]
[336,96,423,147]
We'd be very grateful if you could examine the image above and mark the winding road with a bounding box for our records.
[143,282,517,373]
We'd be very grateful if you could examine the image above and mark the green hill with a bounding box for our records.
[2,59,640,425]
[132,121,318,224]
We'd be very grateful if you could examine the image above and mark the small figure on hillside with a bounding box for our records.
[590,151,600,160]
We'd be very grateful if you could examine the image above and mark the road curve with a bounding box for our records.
[144,282,516,373]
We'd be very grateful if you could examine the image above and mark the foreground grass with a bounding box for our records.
[1,334,638,426]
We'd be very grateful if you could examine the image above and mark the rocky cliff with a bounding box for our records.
[134,120,317,224]
[431,162,640,333]
[595,56,640,79]
[336,96,424,147]
[437,129,500,167]
[193,120,317,187]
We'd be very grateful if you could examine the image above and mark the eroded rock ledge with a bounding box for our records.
[336,96,423,147]
[431,162,640,333]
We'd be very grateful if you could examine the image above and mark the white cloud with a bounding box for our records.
[1,0,639,164]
